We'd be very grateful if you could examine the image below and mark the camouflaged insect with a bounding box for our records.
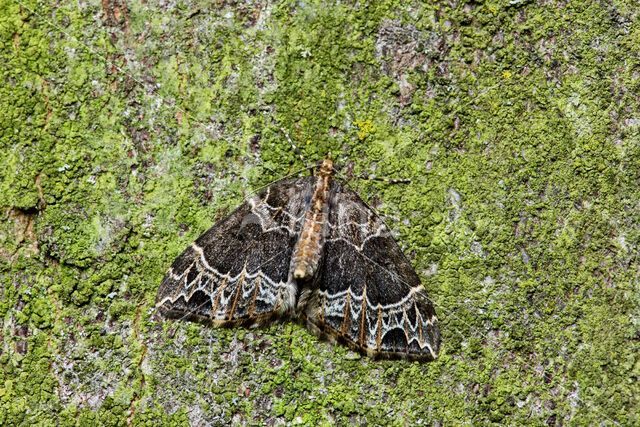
[156,154,440,360]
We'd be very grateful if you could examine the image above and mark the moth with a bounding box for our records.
[156,153,440,360]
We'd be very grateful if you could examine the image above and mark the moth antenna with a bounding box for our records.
[335,167,411,186]
[334,169,354,186]
[335,168,410,232]
[358,174,411,184]
[247,164,315,198]
[279,126,311,169]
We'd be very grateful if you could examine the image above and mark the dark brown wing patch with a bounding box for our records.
[301,183,440,361]
[156,177,315,326]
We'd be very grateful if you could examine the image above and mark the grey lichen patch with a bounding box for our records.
[2,0,640,425]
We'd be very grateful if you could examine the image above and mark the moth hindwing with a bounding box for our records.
[156,154,440,360]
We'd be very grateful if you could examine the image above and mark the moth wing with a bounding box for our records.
[156,177,314,326]
[303,184,440,360]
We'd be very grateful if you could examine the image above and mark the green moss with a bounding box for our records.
[2,0,639,424]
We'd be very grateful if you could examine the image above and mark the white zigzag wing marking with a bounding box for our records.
[303,182,440,360]
[156,177,315,325]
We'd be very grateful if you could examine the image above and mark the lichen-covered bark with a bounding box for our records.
[1,0,638,424]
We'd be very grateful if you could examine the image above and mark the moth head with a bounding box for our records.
[317,152,335,176]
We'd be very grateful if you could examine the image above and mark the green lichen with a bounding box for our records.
[2,0,639,424]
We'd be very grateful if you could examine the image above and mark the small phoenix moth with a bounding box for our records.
[156,153,440,360]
